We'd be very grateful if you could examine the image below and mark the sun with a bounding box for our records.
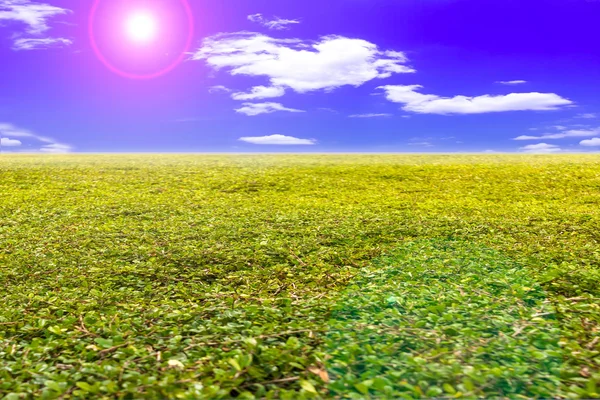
[90,0,194,79]
[126,12,157,43]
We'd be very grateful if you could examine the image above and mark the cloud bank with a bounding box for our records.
[239,134,316,145]
[0,122,72,152]
[519,143,562,153]
[234,102,304,116]
[195,31,571,120]
[580,137,600,147]
[232,86,285,101]
[513,128,600,140]
[0,0,69,34]
[194,33,414,93]
[0,0,72,50]
[378,85,573,114]
[0,137,21,147]
[12,36,71,50]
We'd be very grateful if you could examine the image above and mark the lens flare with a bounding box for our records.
[90,0,194,80]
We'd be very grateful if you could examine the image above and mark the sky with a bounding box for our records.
[0,0,599,153]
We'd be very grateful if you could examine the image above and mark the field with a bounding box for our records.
[1,154,599,399]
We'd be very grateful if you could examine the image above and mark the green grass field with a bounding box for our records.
[1,154,599,399]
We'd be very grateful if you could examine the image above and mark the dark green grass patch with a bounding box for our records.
[327,240,562,398]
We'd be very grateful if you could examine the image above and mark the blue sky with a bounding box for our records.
[0,0,599,153]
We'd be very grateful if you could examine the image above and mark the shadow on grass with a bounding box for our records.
[325,239,562,398]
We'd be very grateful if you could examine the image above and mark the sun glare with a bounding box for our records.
[90,0,194,79]
[126,12,157,43]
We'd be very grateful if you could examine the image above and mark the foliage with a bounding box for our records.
[327,239,562,398]
[0,154,599,398]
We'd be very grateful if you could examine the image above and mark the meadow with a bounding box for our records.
[0,154,599,399]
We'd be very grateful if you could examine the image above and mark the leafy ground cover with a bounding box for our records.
[327,239,561,398]
[0,154,599,398]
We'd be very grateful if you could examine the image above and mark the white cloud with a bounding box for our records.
[0,122,72,152]
[239,134,316,145]
[378,85,573,115]
[247,13,300,30]
[408,141,434,147]
[0,0,70,34]
[348,113,392,118]
[39,143,71,153]
[496,80,527,85]
[234,102,304,116]
[0,137,21,146]
[580,137,600,147]
[519,143,562,153]
[0,122,47,140]
[513,128,600,140]
[193,33,414,94]
[575,113,597,119]
[0,0,72,51]
[551,125,568,131]
[12,36,71,50]
[208,85,231,94]
[231,86,285,101]
[513,135,544,140]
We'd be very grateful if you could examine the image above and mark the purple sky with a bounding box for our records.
[1,0,599,153]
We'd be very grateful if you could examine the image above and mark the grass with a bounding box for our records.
[0,154,599,399]
[327,239,562,398]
